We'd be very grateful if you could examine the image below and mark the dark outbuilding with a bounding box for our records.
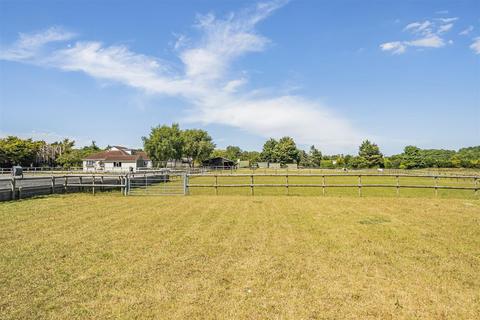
[202,157,236,169]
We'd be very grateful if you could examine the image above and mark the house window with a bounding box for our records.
[86,161,95,167]
[113,162,122,167]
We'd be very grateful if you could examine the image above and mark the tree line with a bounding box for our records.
[0,136,102,168]
[1,124,479,169]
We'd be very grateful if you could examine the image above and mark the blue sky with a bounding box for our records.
[0,0,479,155]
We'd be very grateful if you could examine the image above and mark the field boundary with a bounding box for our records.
[186,173,479,197]
[1,172,478,201]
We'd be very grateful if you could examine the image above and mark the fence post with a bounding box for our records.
[18,186,22,200]
[80,176,83,192]
[358,175,362,197]
[434,176,438,197]
[185,174,189,195]
[286,174,289,196]
[250,174,254,196]
[120,176,124,195]
[64,176,68,193]
[475,177,478,197]
[92,175,95,195]
[101,176,104,191]
[215,175,218,196]
[322,175,325,196]
[396,175,399,196]
[11,177,15,200]
[51,176,55,194]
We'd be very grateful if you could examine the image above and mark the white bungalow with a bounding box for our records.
[83,146,152,172]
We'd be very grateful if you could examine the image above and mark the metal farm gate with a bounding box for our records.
[127,172,186,196]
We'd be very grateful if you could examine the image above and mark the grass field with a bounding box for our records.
[1,194,479,319]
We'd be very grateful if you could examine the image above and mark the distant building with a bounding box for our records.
[83,146,152,172]
[202,157,236,169]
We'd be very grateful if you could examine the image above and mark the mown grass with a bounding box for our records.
[1,194,479,319]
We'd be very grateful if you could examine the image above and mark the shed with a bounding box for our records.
[202,157,236,169]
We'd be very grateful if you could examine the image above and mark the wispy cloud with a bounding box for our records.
[470,37,480,54]
[0,0,362,153]
[0,26,76,61]
[459,25,474,36]
[380,16,457,54]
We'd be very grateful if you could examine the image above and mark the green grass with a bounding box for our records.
[1,194,479,319]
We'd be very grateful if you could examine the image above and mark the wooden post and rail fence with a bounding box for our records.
[0,172,478,201]
[186,173,479,197]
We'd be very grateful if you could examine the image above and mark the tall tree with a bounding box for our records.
[309,145,322,167]
[358,140,383,168]
[273,137,299,164]
[182,129,215,167]
[401,145,424,169]
[261,138,278,162]
[142,124,184,167]
[298,150,310,167]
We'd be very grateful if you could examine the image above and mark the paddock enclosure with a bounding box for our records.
[1,169,478,200]
[1,194,479,319]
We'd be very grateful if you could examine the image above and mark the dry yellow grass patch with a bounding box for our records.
[1,194,479,319]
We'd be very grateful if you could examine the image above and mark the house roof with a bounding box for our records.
[84,147,150,161]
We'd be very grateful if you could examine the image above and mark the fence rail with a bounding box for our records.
[186,173,479,197]
[1,172,478,201]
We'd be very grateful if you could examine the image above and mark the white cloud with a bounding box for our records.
[437,23,453,34]
[407,35,445,48]
[52,41,194,96]
[382,17,456,54]
[435,17,458,23]
[0,26,76,61]
[459,26,474,36]
[470,37,480,54]
[223,78,247,93]
[379,41,406,54]
[0,0,362,153]
[404,20,432,35]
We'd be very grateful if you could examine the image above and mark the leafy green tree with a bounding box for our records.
[309,145,322,167]
[320,159,335,168]
[273,137,299,165]
[0,136,41,167]
[457,146,480,168]
[143,124,184,167]
[298,150,310,167]
[261,138,278,162]
[225,146,242,161]
[240,151,261,165]
[182,129,215,167]
[211,149,227,158]
[349,156,369,169]
[358,140,383,168]
[401,146,424,169]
